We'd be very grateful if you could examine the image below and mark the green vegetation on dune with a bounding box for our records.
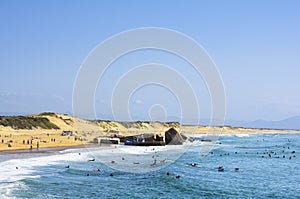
[0,116,60,130]
[38,112,57,116]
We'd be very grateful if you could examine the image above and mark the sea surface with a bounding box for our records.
[0,133,299,199]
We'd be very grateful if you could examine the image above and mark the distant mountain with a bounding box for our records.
[226,116,300,130]
[0,112,28,116]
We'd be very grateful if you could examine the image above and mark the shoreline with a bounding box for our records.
[1,131,299,153]
[1,113,299,152]
[0,144,87,155]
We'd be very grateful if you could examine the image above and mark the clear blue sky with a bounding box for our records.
[0,0,299,122]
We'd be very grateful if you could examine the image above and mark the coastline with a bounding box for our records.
[1,113,299,152]
[0,130,299,153]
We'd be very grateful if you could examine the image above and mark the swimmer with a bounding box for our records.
[150,159,157,166]
[218,165,224,172]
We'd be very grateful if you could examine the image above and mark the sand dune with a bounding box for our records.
[0,112,299,151]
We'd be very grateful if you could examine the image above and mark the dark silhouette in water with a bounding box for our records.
[218,166,224,172]
[186,163,198,167]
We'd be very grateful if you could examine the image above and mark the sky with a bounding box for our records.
[0,0,299,123]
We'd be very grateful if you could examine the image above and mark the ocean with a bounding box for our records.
[0,133,299,199]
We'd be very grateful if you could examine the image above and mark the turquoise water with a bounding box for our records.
[1,133,299,198]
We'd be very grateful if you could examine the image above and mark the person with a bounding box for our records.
[150,159,157,166]
[218,165,224,172]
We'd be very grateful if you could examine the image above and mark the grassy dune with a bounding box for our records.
[0,112,299,151]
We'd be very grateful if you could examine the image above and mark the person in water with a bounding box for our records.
[218,165,224,172]
[186,163,198,167]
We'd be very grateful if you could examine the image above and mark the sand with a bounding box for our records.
[0,129,84,151]
[1,113,299,152]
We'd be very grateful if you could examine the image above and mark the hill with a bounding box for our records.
[0,112,299,151]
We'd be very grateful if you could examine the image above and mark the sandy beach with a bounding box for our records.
[1,113,299,152]
[0,129,84,152]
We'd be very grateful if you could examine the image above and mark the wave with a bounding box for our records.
[0,149,88,183]
[0,181,27,199]
[234,134,250,137]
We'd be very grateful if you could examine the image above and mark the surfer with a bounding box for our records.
[150,159,157,166]
[186,163,198,167]
[218,165,224,172]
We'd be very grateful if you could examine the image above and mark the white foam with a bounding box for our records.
[0,181,27,199]
[0,150,88,183]
[235,134,250,137]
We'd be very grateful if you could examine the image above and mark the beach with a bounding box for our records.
[0,129,84,151]
[1,113,300,152]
